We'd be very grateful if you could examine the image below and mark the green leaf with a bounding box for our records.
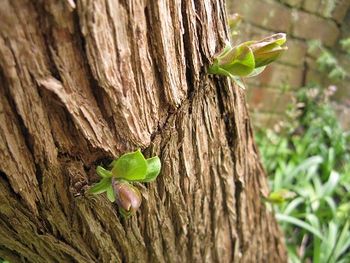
[253,44,287,67]
[333,220,350,260]
[220,45,255,76]
[106,184,116,202]
[88,178,111,194]
[248,33,286,50]
[276,213,324,240]
[322,170,340,196]
[208,64,235,78]
[262,33,286,46]
[96,166,113,178]
[139,156,161,182]
[109,159,117,169]
[232,77,246,90]
[216,42,232,59]
[112,149,148,181]
[246,66,266,78]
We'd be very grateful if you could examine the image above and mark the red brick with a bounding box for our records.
[304,57,324,84]
[232,22,272,44]
[292,11,340,46]
[306,41,323,59]
[305,69,324,84]
[232,0,292,32]
[254,63,304,88]
[302,0,321,14]
[332,81,350,104]
[279,38,307,66]
[303,0,350,21]
[333,104,350,131]
[338,54,350,73]
[280,0,303,8]
[246,87,294,113]
[331,0,350,23]
[318,0,335,17]
[305,57,318,70]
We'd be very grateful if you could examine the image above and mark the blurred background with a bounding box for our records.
[228,0,350,129]
[227,0,350,262]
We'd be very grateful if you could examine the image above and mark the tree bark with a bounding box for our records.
[0,0,286,262]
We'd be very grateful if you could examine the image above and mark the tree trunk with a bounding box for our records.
[0,0,286,262]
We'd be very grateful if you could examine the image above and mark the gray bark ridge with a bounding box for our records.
[0,0,286,262]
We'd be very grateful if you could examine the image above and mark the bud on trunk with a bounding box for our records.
[112,179,142,216]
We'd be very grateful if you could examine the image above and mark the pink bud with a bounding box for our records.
[112,179,142,214]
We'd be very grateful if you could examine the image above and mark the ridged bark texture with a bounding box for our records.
[0,0,286,262]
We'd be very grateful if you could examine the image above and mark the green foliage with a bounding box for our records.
[208,33,287,89]
[111,150,148,181]
[144,157,163,182]
[340,38,350,55]
[256,85,350,262]
[89,150,161,216]
[308,40,349,82]
[218,44,256,76]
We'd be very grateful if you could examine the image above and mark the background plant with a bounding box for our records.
[308,39,349,82]
[256,84,350,262]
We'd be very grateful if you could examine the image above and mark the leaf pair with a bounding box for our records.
[88,150,161,204]
[88,177,116,202]
[249,33,287,68]
[110,149,161,182]
[208,43,256,79]
[219,43,255,75]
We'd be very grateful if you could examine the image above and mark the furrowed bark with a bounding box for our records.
[0,0,286,262]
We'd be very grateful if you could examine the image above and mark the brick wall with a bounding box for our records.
[227,0,350,130]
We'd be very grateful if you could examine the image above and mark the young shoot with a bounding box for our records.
[88,149,161,217]
[208,33,288,89]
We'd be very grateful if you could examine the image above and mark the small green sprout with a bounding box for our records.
[88,149,161,216]
[208,33,287,89]
[263,189,296,205]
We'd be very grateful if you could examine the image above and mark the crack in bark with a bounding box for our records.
[180,0,196,104]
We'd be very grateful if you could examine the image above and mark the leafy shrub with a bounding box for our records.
[308,40,349,82]
[256,84,350,262]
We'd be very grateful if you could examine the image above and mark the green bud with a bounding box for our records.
[247,33,287,68]
[209,43,255,77]
[112,179,142,216]
[208,33,287,81]
[264,189,296,204]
